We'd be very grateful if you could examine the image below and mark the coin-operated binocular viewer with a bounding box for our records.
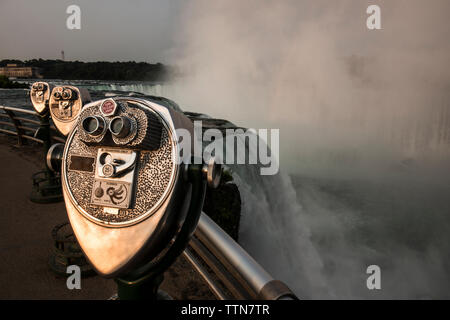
[48,97,221,299]
[29,83,91,203]
[49,85,92,135]
[30,82,53,116]
[30,82,91,134]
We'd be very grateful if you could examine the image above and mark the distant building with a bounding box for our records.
[0,64,42,78]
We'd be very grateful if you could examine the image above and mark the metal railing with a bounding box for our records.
[185,213,296,300]
[0,104,297,300]
[0,105,65,145]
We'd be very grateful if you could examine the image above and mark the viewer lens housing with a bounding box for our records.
[82,116,105,136]
[109,116,133,138]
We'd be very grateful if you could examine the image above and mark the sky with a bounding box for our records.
[0,0,184,63]
[0,0,398,63]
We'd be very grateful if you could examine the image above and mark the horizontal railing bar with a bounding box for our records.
[14,117,41,125]
[0,105,36,116]
[183,248,229,300]
[0,129,62,143]
[0,121,15,128]
[0,130,42,143]
[22,135,44,143]
[189,236,251,300]
[0,128,61,144]
[18,126,37,133]
[0,128,18,136]
[0,104,64,144]
[52,136,65,143]
[195,213,275,299]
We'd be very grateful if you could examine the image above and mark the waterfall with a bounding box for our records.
[99,83,164,96]
[217,132,328,299]
[18,79,172,98]
[219,128,450,299]
[232,169,330,298]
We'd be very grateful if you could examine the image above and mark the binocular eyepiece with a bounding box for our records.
[32,82,45,91]
[52,91,61,100]
[78,99,161,150]
[109,116,133,138]
[81,115,134,139]
[52,88,76,100]
[82,116,106,136]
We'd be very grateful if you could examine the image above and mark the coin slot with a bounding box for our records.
[68,155,95,172]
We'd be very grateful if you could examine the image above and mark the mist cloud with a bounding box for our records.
[168,0,450,299]
[169,0,450,175]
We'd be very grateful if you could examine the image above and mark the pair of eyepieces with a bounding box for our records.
[53,89,74,100]
[32,83,45,91]
[82,115,133,139]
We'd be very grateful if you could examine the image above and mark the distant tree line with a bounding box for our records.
[0,75,28,88]
[0,59,171,81]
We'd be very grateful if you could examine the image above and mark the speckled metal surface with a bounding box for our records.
[64,100,176,226]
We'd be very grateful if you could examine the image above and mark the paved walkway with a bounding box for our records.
[0,138,213,299]
[0,141,117,299]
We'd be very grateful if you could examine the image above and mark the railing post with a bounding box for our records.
[4,109,25,145]
[40,113,51,158]
[30,112,63,204]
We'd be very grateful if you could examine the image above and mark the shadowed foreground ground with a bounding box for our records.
[0,136,213,299]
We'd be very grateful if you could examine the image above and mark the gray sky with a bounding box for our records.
[0,0,184,63]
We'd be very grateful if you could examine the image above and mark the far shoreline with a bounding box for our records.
[0,59,174,83]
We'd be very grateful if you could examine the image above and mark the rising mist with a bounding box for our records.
[168,0,450,176]
[165,0,450,299]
